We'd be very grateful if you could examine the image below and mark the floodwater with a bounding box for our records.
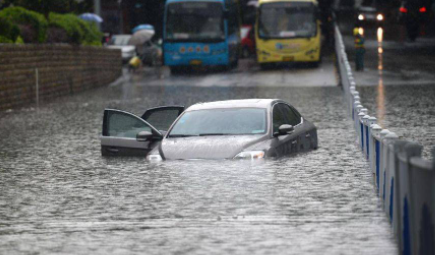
[0,67,397,254]
[357,84,435,160]
[340,20,435,160]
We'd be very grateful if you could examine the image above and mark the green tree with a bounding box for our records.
[1,0,94,16]
[0,6,48,42]
[47,12,102,45]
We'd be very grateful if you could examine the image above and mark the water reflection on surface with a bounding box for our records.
[376,27,386,127]
[0,85,397,254]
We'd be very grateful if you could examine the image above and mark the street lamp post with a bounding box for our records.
[118,0,123,34]
[93,0,101,30]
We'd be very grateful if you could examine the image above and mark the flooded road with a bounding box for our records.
[0,59,398,254]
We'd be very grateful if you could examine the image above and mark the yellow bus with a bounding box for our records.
[255,0,321,67]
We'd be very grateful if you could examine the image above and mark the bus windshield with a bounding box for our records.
[258,2,316,39]
[165,2,225,42]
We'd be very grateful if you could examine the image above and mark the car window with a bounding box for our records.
[290,106,302,120]
[110,35,131,46]
[285,105,301,126]
[143,108,181,131]
[273,104,301,133]
[107,111,151,138]
[273,104,288,133]
[169,108,267,136]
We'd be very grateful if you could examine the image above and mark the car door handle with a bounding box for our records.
[107,147,119,153]
[291,140,297,145]
[305,133,311,138]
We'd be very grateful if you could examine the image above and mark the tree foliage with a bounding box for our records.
[0,0,94,16]
[0,16,20,42]
[0,6,48,43]
[48,12,102,45]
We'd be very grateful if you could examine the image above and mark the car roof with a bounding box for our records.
[185,99,282,111]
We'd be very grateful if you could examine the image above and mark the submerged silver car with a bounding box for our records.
[100,99,318,160]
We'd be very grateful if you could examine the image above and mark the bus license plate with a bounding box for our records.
[190,60,202,65]
[283,57,294,62]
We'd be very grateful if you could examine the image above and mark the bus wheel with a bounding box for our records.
[311,61,320,68]
[260,63,271,70]
[170,67,183,74]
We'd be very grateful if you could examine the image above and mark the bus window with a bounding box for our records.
[258,2,317,39]
[165,2,225,42]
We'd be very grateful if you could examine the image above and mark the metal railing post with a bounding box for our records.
[35,68,39,108]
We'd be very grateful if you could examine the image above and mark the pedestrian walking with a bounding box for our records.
[354,28,365,71]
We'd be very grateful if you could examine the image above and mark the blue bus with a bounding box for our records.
[163,0,241,71]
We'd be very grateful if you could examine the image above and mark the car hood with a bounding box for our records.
[160,135,266,160]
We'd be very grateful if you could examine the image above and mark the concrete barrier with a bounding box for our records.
[383,133,398,220]
[334,23,435,255]
[408,148,435,255]
[397,143,422,255]
[379,129,390,200]
[370,124,382,176]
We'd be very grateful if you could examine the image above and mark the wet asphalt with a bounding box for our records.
[0,52,402,254]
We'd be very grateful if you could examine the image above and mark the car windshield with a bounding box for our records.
[168,108,267,137]
[165,2,225,42]
[258,2,316,39]
[109,35,132,46]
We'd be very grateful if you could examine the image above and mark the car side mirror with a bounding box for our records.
[136,131,153,142]
[278,124,294,136]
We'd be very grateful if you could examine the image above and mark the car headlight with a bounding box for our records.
[146,154,163,161]
[358,14,364,21]
[234,151,265,159]
[377,14,384,21]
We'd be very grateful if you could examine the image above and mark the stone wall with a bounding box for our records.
[0,44,122,111]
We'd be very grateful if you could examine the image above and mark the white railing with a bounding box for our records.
[334,24,435,255]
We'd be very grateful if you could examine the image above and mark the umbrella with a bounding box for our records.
[128,29,155,46]
[132,24,155,34]
[79,13,103,23]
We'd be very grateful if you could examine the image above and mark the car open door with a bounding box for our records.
[101,109,163,157]
[141,106,184,132]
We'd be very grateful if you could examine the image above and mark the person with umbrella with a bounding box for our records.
[79,13,103,23]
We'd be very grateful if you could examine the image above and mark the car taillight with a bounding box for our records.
[377,14,384,21]
[399,7,408,13]
[419,7,427,12]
